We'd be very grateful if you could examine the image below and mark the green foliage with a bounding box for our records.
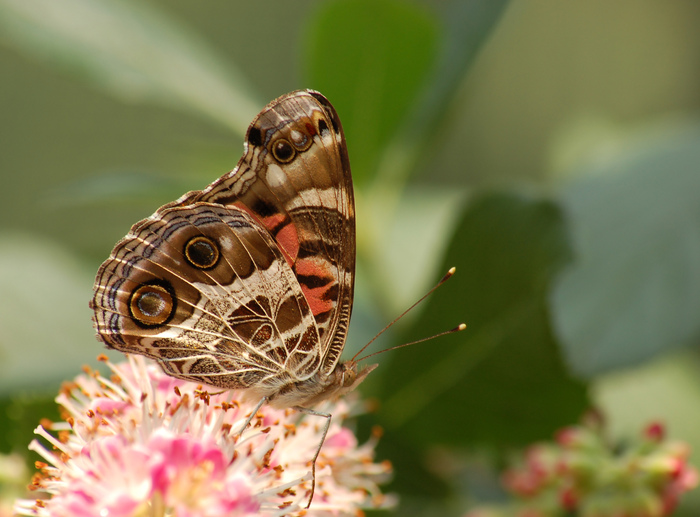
[305,0,439,185]
[0,396,59,456]
[551,124,700,377]
[380,194,588,448]
[0,0,260,131]
[2,0,700,514]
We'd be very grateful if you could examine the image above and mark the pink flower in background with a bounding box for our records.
[466,417,698,517]
[15,355,394,517]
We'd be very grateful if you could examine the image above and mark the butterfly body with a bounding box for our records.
[91,90,373,409]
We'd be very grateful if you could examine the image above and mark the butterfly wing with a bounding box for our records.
[92,203,323,392]
[92,90,354,390]
[172,90,354,376]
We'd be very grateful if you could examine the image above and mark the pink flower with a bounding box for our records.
[644,421,666,443]
[15,356,395,516]
[469,419,698,517]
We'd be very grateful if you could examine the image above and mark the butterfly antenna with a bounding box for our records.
[351,267,462,362]
[358,323,466,362]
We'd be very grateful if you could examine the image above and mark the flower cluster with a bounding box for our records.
[15,355,394,517]
[467,414,698,517]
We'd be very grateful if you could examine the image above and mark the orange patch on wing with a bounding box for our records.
[296,258,336,317]
[272,222,299,265]
[294,258,333,280]
[233,202,299,267]
[260,212,285,229]
[305,121,317,136]
[301,284,334,317]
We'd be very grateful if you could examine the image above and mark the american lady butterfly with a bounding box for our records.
[91,90,375,505]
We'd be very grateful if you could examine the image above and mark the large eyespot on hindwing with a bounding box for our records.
[184,235,220,270]
[271,138,295,163]
[129,282,175,328]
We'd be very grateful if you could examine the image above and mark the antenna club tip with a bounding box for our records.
[439,267,457,284]
[457,323,467,331]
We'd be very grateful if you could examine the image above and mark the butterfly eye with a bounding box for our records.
[271,139,295,163]
[129,284,174,327]
[184,236,220,270]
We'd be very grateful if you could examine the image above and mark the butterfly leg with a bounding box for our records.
[293,405,332,509]
[237,396,267,435]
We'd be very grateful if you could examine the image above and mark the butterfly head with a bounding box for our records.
[312,361,378,406]
[338,361,378,393]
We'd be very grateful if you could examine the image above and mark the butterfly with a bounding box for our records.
[90,90,376,506]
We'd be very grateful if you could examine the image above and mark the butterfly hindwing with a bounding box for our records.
[92,203,326,392]
[91,90,355,395]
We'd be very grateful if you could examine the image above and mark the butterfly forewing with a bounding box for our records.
[91,90,354,397]
[176,91,354,376]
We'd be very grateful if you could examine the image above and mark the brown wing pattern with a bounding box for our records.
[92,203,324,394]
[170,90,354,376]
[91,90,355,393]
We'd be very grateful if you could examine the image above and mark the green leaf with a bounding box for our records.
[375,0,512,187]
[551,123,700,377]
[0,393,58,455]
[358,186,466,314]
[375,193,588,448]
[44,170,199,208]
[304,0,440,185]
[305,0,510,190]
[0,0,260,133]
[304,0,511,309]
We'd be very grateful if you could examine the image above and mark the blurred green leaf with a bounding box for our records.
[0,233,120,395]
[44,170,200,209]
[551,123,700,377]
[0,394,58,455]
[375,0,512,187]
[376,193,588,448]
[308,0,511,313]
[305,0,510,190]
[593,350,700,453]
[373,435,452,515]
[304,0,439,184]
[358,186,466,315]
[0,0,261,133]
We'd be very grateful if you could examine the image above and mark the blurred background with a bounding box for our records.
[2,0,700,515]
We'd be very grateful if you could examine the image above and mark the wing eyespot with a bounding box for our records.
[93,91,355,390]
[184,235,220,270]
[129,283,175,327]
[271,138,296,163]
